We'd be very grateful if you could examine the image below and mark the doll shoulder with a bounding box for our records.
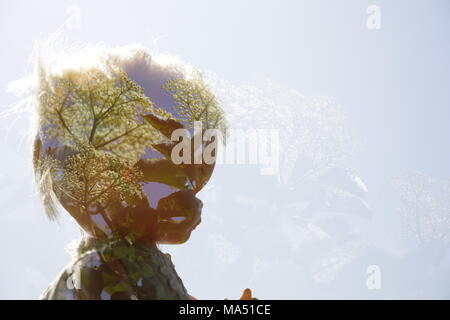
[40,246,190,300]
[40,249,137,300]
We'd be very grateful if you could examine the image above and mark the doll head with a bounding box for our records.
[32,45,226,244]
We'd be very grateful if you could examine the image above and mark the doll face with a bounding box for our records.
[34,65,224,244]
[35,135,210,244]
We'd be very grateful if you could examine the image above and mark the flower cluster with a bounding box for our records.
[54,144,144,211]
[164,72,227,135]
[37,68,171,164]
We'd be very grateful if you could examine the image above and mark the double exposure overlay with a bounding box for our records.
[32,46,228,299]
[3,1,450,302]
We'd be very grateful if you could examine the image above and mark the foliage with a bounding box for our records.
[396,172,450,244]
[54,144,144,212]
[37,68,171,163]
[164,73,227,135]
[35,65,225,226]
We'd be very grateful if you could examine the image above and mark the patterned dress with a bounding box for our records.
[41,237,191,300]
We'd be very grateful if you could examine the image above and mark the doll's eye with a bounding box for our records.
[169,216,186,224]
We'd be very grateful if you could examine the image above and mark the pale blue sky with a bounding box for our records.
[1,0,449,299]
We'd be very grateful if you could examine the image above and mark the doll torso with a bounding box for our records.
[41,237,190,300]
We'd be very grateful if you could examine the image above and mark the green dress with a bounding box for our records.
[41,236,190,300]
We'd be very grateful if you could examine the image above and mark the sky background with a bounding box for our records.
[1,0,450,299]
